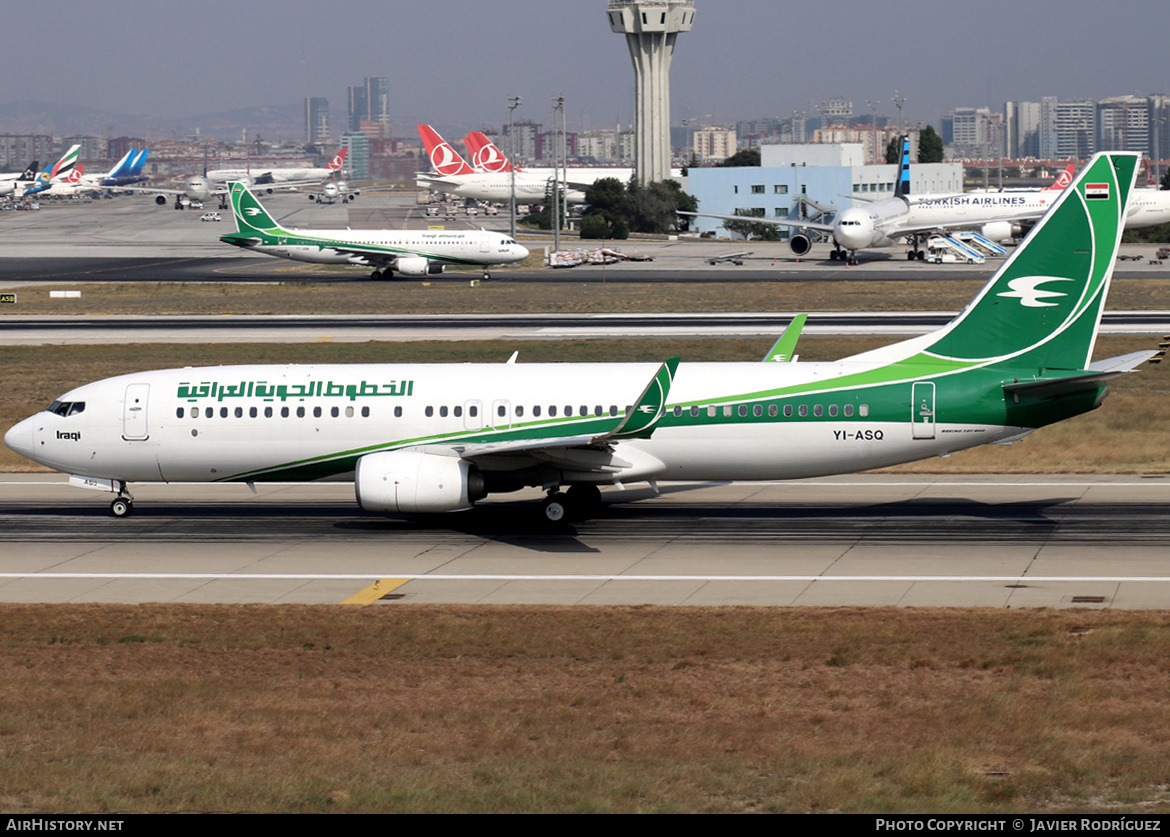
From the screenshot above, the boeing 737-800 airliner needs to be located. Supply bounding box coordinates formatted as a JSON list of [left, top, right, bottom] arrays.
[[6, 153, 1153, 523]]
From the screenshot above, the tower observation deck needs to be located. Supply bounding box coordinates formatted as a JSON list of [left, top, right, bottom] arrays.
[[607, 0, 695, 184]]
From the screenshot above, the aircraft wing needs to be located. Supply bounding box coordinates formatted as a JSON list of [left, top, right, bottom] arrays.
[[446, 358, 680, 470], [415, 173, 461, 189], [893, 212, 1049, 239], [324, 245, 402, 268], [677, 211, 836, 234]]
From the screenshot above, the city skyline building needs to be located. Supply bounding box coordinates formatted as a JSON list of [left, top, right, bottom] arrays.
[[304, 97, 330, 146], [348, 77, 390, 138]]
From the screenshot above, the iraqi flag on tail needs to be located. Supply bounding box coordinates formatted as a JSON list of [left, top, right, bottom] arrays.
[[1085, 182, 1110, 200]]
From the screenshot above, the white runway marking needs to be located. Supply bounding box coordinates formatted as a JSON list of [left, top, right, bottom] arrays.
[[0, 573, 1167, 583]]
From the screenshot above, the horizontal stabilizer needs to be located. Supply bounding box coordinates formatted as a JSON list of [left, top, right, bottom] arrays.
[[1002, 351, 1157, 397]]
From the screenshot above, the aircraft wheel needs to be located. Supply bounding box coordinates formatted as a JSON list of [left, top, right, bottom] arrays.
[[566, 484, 602, 520], [541, 494, 568, 524], [907, 251, 916, 260], [829, 250, 839, 261], [110, 498, 133, 518], [482, 270, 491, 281], [917, 250, 926, 260]]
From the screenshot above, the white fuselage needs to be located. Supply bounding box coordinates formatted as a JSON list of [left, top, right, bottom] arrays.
[[1124, 188, 1170, 228], [236, 228, 529, 268], [4, 361, 1019, 491], [417, 172, 587, 204], [832, 190, 1057, 251], [208, 166, 335, 186]]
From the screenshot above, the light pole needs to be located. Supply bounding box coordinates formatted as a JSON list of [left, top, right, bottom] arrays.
[[1155, 115, 1166, 187], [552, 95, 565, 252], [866, 99, 880, 164], [507, 95, 522, 239], [892, 90, 906, 139]]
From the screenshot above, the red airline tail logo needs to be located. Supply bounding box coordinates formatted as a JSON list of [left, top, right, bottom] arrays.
[[328, 148, 347, 171], [67, 166, 83, 184], [466, 132, 514, 173], [417, 125, 474, 177], [1047, 163, 1075, 191]]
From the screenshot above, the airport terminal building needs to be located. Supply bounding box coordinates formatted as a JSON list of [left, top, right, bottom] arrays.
[[685, 144, 963, 239]]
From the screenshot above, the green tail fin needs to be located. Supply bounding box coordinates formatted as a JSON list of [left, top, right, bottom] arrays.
[[228, 182, 282, 235], [924, 151, 1138, 372]]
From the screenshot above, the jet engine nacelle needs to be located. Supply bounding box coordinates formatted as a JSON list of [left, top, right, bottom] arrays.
[[981, 221, 1016, 243], [355, 450, 486, 513], [396, 257, 444, 276], [788, 233, 813, 257], [154, 194, 167, 206]]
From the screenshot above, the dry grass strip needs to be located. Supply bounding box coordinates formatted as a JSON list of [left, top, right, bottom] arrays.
[[1, 605, 1169, 813]]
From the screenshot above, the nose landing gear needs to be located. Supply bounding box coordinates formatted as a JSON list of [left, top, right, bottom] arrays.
[[110, 482, 134, 517]]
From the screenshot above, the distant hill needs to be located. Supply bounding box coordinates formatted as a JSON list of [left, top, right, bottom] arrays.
[[0, 100, 304, 141]]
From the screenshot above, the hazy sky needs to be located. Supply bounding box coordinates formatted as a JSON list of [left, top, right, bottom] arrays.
[[4, 0, 1167, 136]]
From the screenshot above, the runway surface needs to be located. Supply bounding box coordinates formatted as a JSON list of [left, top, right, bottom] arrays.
[[2, 310, 1167, 345], [2, 473, 1168, 608]]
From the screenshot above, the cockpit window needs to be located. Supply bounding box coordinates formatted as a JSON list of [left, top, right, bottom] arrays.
[[48, 401, 85, 417]]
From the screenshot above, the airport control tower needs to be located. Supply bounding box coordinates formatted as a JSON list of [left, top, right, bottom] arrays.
[[607, 0, 695, 184]]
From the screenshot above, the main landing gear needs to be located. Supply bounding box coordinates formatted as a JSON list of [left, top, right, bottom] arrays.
[[540, 484, 603, 524], [828, 248, 859, 266], [906, 234, 926, 261]]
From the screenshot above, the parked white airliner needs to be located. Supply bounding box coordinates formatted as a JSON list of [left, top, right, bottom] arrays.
[[684, 139, 1062, 264], [415, 125, 587, 204], [218, 183, 528, 280], [152, 149, 347, 210], [6, 153, 1152, 523]]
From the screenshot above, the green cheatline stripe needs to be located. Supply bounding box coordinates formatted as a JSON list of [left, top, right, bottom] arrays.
[[216, 360, 1076, 484]]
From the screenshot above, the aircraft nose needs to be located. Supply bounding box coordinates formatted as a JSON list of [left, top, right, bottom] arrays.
[[4, 417, 35, 460], [515, 244, 530, 260]]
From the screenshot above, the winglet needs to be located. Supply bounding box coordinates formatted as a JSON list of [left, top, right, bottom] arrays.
[[601, 358, 680, 441], [763, 314, 807, 362]]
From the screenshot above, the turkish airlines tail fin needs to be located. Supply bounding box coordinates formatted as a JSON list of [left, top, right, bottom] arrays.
[[1045, 163, 1076, 191], [464, 131, 520, 173], [417, 125, 475, 177]]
